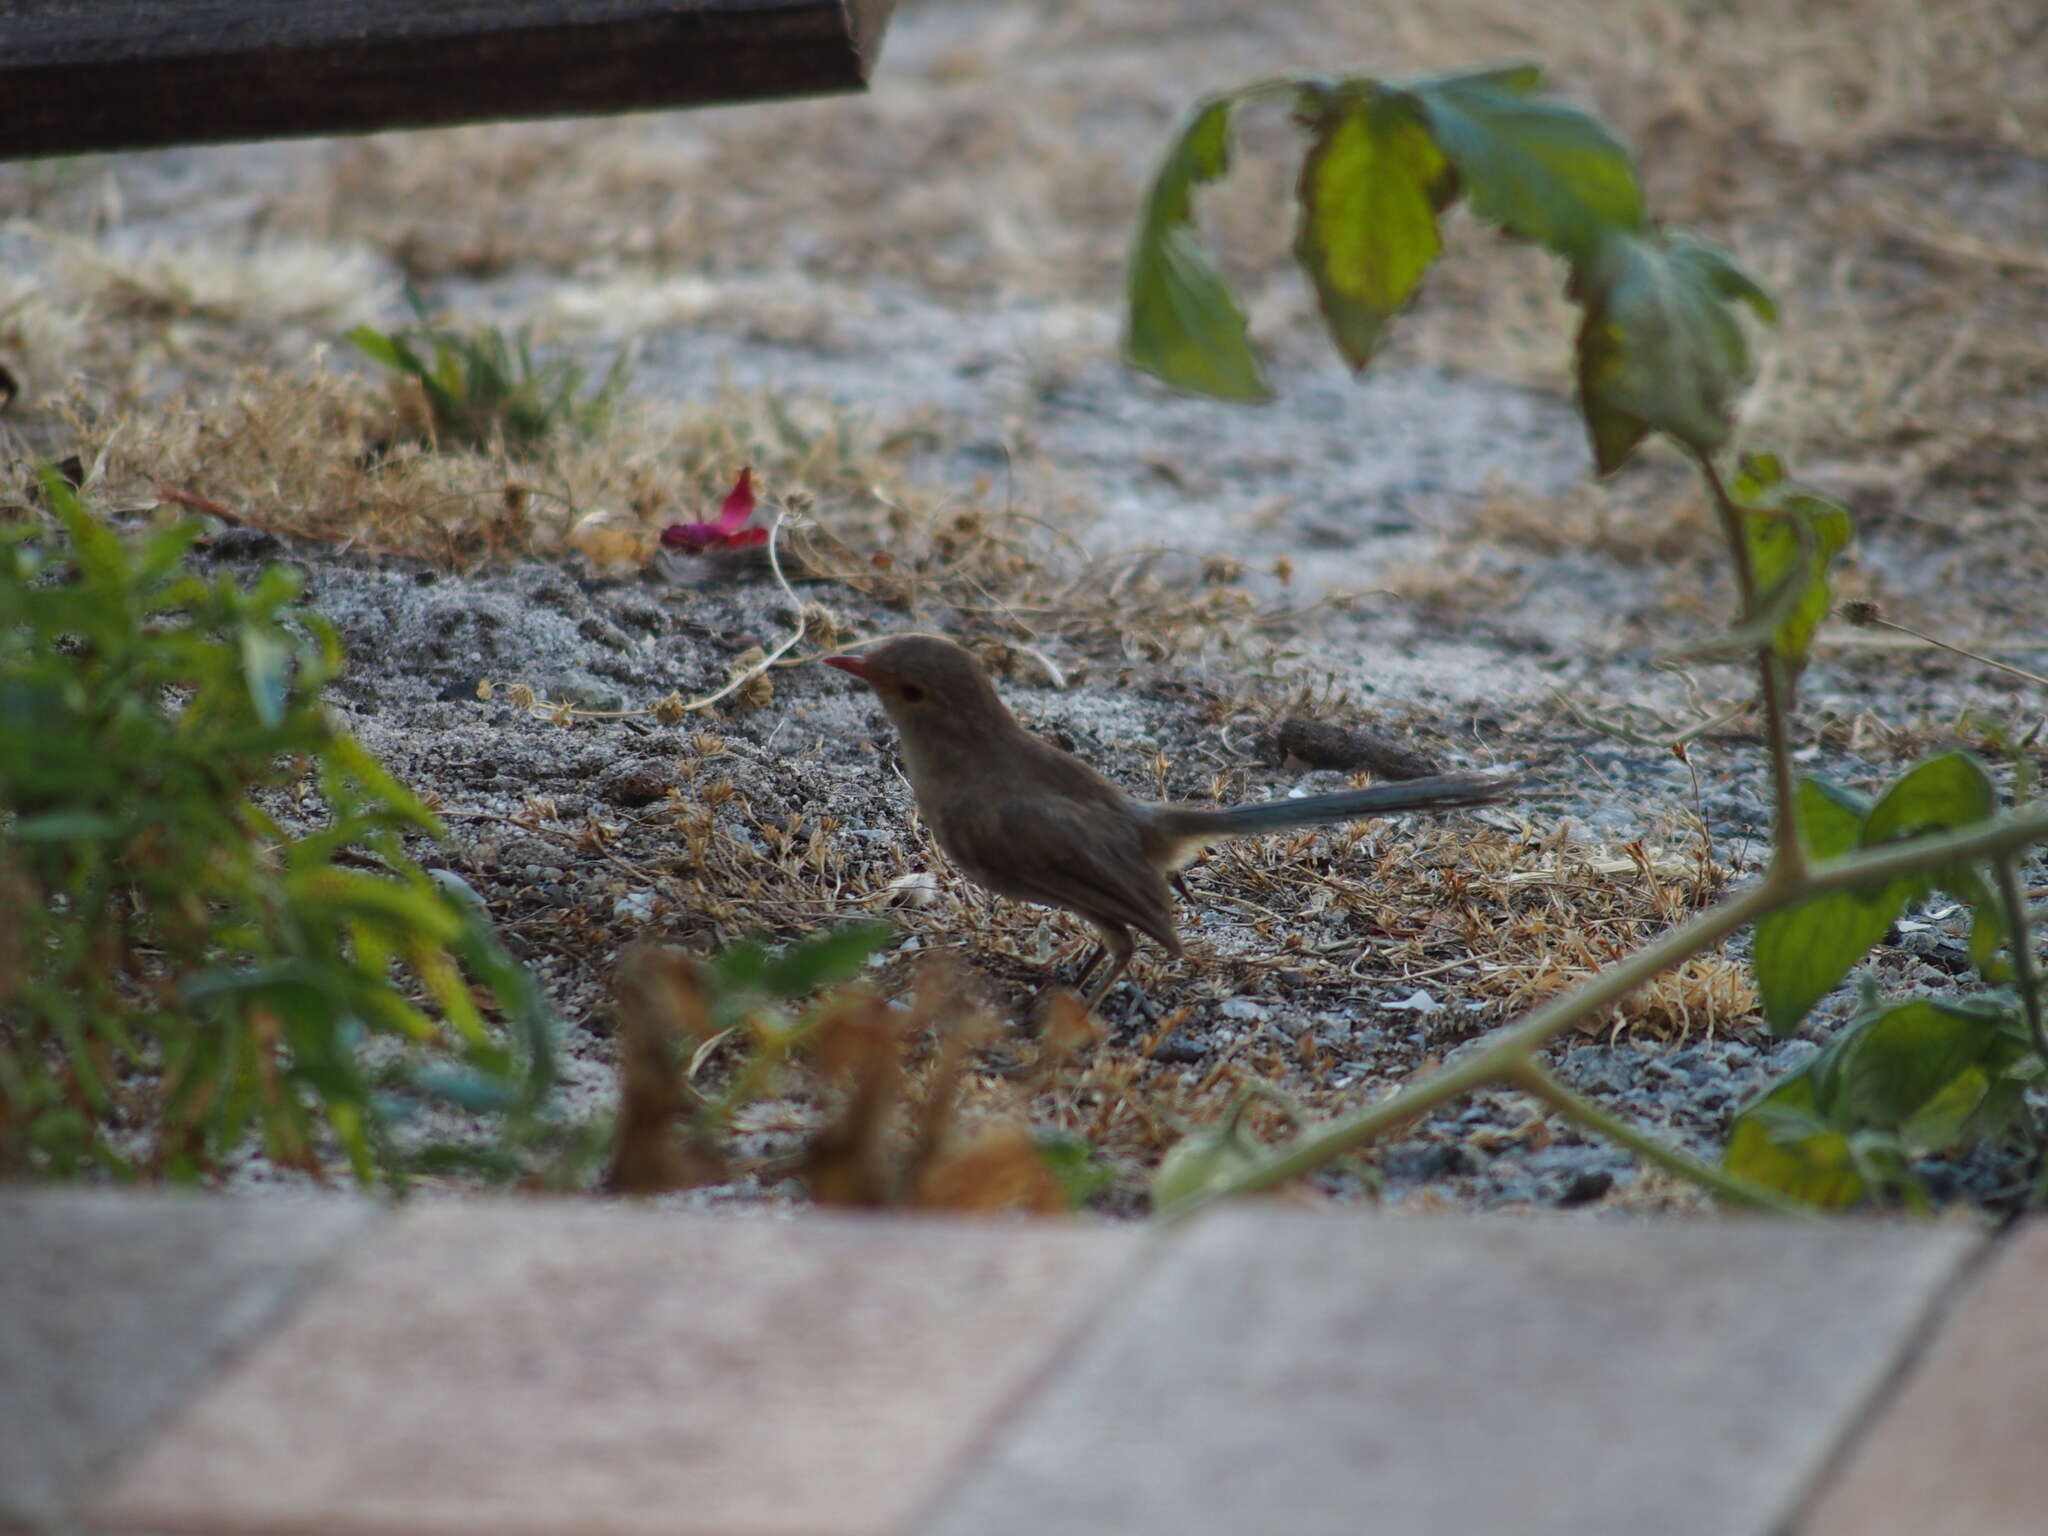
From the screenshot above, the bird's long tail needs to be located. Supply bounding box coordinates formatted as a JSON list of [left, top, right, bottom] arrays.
[[1146, 772, 1512, 856]]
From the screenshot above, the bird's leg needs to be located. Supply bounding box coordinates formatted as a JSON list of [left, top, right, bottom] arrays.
[[1084, 929, 1137, 1012], [1025, 940, 1106, 1019]]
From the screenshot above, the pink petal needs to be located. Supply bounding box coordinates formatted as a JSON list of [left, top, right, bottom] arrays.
[[713, 467, 755, 535], [660, 521, 722, 551], [659, 467, 762, 553]]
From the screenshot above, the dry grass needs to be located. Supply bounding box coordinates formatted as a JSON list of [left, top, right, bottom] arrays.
[[598, 741, 1757, 1174], [1, 0, 2036, 1203], [5, 0, 2035, 644], [23, 361, 1272, 668]]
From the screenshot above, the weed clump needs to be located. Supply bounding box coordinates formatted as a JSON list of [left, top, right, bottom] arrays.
[[0, 476, 563, 1184]]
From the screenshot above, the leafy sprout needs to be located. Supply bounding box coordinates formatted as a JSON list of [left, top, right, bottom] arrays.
[[348, 294, 630, 453]]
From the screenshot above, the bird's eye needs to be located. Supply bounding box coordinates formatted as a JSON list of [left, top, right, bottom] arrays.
[[899, 684, 926, 703]]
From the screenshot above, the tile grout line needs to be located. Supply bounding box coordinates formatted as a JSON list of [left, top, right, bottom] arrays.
[[896, 1222, 1184, 1536], [61, 1202, 398, 1535], [1767, 1218, 2013, 1536]]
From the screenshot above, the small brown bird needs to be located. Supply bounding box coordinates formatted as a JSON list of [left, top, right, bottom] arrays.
[[825, 634, 1511, 1008]]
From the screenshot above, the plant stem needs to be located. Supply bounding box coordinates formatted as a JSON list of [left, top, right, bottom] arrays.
[[1172, 875, 1787, 1211], [1993, 854, 2048, 1069], [1696, 452, 1803, 877], [1507, 1061, 1816, 1216], [1170, 803, 2048, 1217]]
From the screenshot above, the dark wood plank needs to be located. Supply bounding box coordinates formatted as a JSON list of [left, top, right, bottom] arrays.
[[0, 0, 897, 160]]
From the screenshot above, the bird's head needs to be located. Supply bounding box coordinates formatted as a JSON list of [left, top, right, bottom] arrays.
[[822, 634, 1015, 752]]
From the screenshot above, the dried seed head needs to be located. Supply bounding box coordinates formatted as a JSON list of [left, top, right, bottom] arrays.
[[727, 646, 773, 712], [1841, 599, 1883, 625], [651, 690, 688, 726], [800, 601, 842, 648]]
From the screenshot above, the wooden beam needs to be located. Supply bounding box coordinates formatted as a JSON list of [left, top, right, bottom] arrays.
[[0, 0, 897, 161]]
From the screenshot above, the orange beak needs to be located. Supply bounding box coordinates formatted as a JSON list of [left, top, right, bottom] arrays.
[[822, 654, 875, 683]]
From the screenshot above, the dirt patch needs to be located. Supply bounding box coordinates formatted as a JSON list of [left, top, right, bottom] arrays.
[[3, 0, 2044, 1213]]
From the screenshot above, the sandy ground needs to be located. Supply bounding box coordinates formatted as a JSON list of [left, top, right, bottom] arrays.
[[3, 0, 2044, 1212]]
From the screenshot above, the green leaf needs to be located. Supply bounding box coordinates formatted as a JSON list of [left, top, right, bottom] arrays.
[[1033, 1129, 1113, 1208], [1723, 1072, 1865, 1208], [1810, 997, 2014, 1149], [1736, 455, 1852, 662], [1124, 97, 1272, 401], [1292, 84, 1450, 369], [759, 921, 896, 998], [1573, 230, 1776, 473], [8, 809, 123, 840], [1731, 995, 2029, 1208], [1753, 778, 1894, 1032], [1405, 63, 1644, 264], [406, 1066, 526, 1113], [1968, 902, 2012, 984], [708, 937, 770, 997], [285, 868, 465, 944], [346, 324, 410, 373], [1864, 751, 1996, 849]]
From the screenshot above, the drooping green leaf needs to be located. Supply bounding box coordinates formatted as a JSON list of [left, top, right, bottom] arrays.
[[1405, 63, 1644, 264], [1810, 997, 2018, 1150], [1753, 778, 1895, 1032], [1124, 97, 1271, 401], [1736, 454, 1853, 662], [1292, 84, 1451, 369], [1574, 230, 1777, 474], [1723, 1072, 1865, 1207]]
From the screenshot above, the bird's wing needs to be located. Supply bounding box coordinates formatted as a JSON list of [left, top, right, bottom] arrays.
[[943, 793, 1181, 953]]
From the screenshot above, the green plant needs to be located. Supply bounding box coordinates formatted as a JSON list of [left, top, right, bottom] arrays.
[[0, 475, 568, 1185], [1123, 63, 2048, 1215], [347, 296, 629, 453]]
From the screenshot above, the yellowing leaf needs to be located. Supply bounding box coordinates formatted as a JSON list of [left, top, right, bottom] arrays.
[[1293, 85, 1450, 369]]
